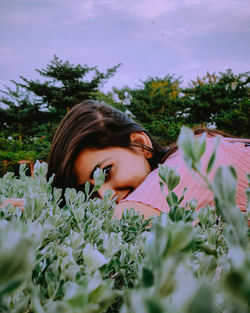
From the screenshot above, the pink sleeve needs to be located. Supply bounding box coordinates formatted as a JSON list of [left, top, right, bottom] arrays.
[[121, 137, 250, 213]]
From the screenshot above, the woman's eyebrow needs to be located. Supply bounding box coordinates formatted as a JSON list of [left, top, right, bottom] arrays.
[[90, 157, 111, 179]]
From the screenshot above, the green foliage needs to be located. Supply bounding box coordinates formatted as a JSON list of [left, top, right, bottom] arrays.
[[183, 70, 250, 137], [1, 63, 249, 173], [0, 128, 249, 312], [0, 83, 54, 143], [111, 70, 250, 145], [124, 75, 185, 145], [0, 56, 121, 174], [0, 133, 51, 176], [17, 56, 121, 116]]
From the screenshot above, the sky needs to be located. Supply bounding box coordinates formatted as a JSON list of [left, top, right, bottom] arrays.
[[0, 0, 250, 93]]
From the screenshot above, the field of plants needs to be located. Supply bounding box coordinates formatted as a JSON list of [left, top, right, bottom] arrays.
[[0, 127, 249, 313]]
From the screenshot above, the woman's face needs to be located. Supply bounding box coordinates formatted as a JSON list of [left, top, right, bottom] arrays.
[[74, 145, 151, 203]]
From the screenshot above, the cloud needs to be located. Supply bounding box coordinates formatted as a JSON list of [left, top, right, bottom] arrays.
[[64, 0, 98, 20], [0, 0, 249, 93], [97, 0, 250, 20], [122, 0, 175, 19]]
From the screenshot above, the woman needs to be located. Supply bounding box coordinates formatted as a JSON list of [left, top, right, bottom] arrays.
[[1, 100, 250, 219], [46, 100, 249, 219]]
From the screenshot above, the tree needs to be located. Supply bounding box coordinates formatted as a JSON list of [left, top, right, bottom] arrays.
[[13, 55, 121, 117], [125, 75, 185, 145], [0, 56, 121, 174], [0, 56, 120, 139], [0, 84, 47, 144], [183, 70, 250, 137]]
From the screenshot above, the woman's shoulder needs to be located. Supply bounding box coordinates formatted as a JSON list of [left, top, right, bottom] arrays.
[[113, 201, 161, 219], [120, 135, 250, 214]]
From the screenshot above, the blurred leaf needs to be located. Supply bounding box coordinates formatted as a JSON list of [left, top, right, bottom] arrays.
[[83, 244, 109, 273]]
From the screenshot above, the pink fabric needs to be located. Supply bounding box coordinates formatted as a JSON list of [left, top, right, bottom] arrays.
[[121, 137, 250, 213]]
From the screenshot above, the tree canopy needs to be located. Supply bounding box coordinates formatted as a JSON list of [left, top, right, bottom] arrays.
[[127, 75, 185, 144], [0, 56, 121, 142], [183, 70, 250, 137]]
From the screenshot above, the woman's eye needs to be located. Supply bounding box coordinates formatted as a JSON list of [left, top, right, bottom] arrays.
[[103, 165, 112, 178]]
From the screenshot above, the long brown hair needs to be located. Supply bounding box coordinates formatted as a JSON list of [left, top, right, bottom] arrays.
[[47, 100, 167, 191]]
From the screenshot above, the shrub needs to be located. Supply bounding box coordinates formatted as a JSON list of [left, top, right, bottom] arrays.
[[0, 128, 249, 313], [0, 135, 50, 177]]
